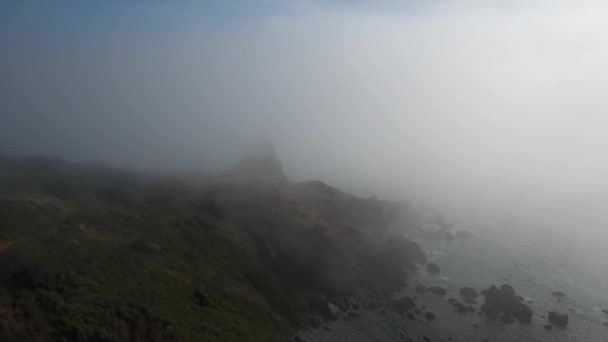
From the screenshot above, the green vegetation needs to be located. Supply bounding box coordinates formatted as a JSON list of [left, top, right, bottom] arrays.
[[0, 156, 424, 341], [0, 157, 321, 341]]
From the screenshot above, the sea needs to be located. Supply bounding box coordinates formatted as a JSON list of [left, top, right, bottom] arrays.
[[303, 212, 608, 342]]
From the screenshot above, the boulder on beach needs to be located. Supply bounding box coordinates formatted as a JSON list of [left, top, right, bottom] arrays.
[[426, 262, 441, 275], [548, 311, 569, 327], [459, 286, 479, 299], [430, 286, 447, 296]]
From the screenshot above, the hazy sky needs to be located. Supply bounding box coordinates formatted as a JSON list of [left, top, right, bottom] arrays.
[[3, 0, 608, 210]]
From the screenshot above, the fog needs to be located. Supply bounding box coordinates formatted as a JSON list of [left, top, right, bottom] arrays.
[[3, 0, 608, 231]]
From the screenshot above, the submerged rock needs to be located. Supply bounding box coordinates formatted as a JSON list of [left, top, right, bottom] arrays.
[[430, 286, 447, 296], [548, 311, 569, 327], [392, 297, 416, 313]]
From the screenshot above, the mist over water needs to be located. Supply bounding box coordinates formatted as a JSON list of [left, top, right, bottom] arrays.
[[3, 1, 608, 340]]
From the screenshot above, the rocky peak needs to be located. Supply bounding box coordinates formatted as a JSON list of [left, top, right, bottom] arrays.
[[233, 141, 288, 183]]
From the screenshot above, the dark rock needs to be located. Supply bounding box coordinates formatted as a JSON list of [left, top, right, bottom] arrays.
[[473, 324, 479, 329], [464, 298, 477, 304], [602, 309, 608, 315], [310, 317, 322, 328], [500, 314, 515, 324], [447, 298, 458, 305], [415, 284, 429, 294], [603, 322, 608, 326], [425, 312, 437, 320], [513, 303, 533, 323], [293, 335, 307, 342], [460, 287, 479, 299], [454, 303, 468, 314], [426, 262, 440, 275], [406, 312, 416, 320], [499, 284, 515, 297], [414, 309, 422, 314], [467, 306, 475, 312], [392, 297, 416, 313], [481, 283, 532, 323], [323, 326, 331, 332], [379, 308, 386, 315], [430, 286, 447, 296], [544, 324, 552, 330], [548, 311, 568, 327], [423, 335, 431, 341], [552, 291, 566, 298]]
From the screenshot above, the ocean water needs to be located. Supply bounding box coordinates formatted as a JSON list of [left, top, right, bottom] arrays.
[[303, 218, 608, 342], [403, 220, 608, 342]]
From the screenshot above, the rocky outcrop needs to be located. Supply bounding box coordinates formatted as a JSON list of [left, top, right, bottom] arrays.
[[480, 284, 533, 323], [232, 141, 288, 184], [548, 311, 569, 327]]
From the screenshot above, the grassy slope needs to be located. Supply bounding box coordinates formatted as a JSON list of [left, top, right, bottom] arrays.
[[0, 157, 324, 341], [0, 156, 424, 341]]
